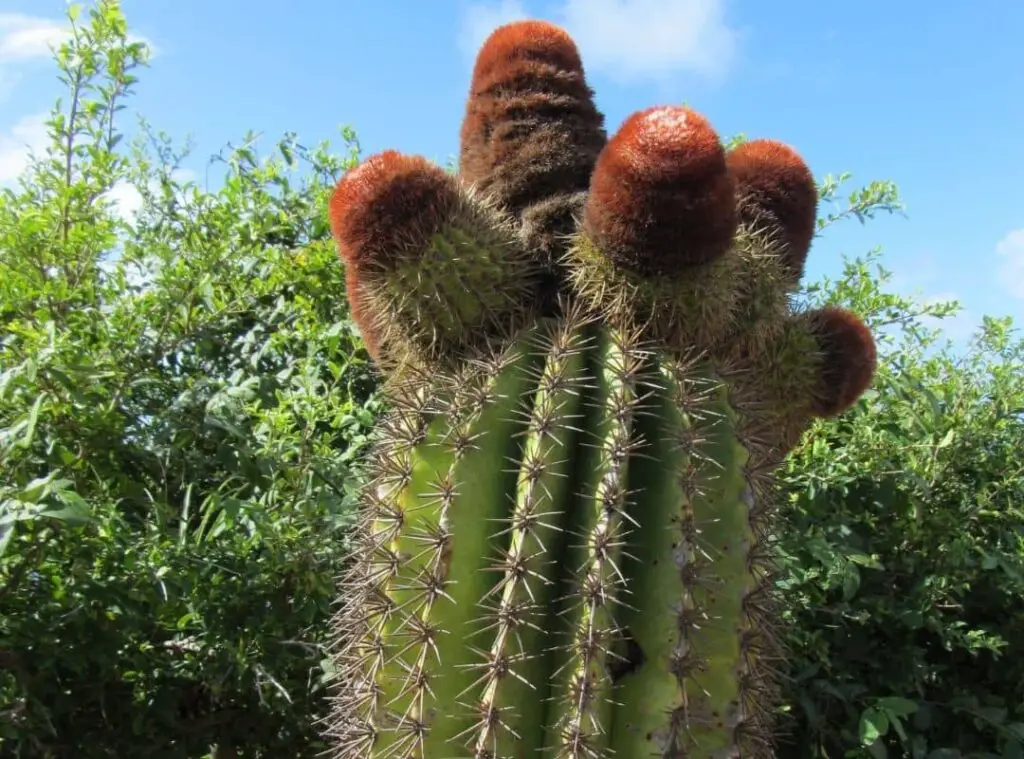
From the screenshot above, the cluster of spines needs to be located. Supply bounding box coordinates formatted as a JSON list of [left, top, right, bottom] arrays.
[[664, 358, 762, 757], [326, 373, 437, 756]]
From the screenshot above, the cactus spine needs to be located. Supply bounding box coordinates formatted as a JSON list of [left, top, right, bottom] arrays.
[[326, 20, 877, 759]]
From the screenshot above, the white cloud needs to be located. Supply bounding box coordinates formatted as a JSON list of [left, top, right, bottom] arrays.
[[0, 111, 48, 183], [107, 181, 145, 220], [0, 12, 158, 100], [880, 254, 978, 344], [0, 12, 158, 61], [0, 13, 73, 97], [996, 228, 1024, 299], [0, 13, 69, 62], [559, 0, 736, 82], [0, 110, 196, 219], [458, 0, 738, 82], [459, 0, 529, 58], [886, 251, 939, 296], [0, 9, 160, 184]]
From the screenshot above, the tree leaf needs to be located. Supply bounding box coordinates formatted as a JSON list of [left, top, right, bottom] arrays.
[[861, 707, 890, 745]]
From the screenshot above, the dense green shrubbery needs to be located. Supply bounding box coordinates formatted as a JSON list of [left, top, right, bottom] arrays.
[[777, 266, 1024, 759], [1, 3, 1021, 757], [0, 4, 377, 756]]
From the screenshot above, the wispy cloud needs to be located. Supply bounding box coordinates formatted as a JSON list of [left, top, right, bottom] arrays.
[[0, 13, 69, 63], [107, 181, 145, 221], [0, 113, 197, 219], [458, 0, 529, 58], [0, 12, 157, 61], [996, 228, 1024, 299], [458, 0, 738, 82], [559, 0, 737, 82], [0, 11, 160, 185], [0, 111, 48, 184], [0, 12, 158, 100], [884, 253, 977, 343], [0, 13, 67, 99]]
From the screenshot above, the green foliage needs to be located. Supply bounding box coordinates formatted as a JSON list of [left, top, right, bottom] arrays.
[[776, 253, 1024, 759], [1, 2, 1021, 758], [0, 2, 377, 756]]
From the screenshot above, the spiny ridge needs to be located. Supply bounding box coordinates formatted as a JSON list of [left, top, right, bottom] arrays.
[[469, 310, 591, 758], [326, 376, 439, 759], [328, 344, 524, 759], [552, 323, 647, 758], [659, 357, 761, 759]]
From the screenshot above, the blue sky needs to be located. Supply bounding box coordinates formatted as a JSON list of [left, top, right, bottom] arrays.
[[2, 0, 1023, 346]]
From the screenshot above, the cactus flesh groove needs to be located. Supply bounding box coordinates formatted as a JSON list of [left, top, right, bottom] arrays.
[[326, 20, 878, 759]]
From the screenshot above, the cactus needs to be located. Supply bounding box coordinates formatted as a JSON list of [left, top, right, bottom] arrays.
[[325, 20, 877, 759]]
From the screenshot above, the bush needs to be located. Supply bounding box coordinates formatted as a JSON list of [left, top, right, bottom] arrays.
[[776, 260, 1024, 759], [1, 3, 1021, 758], [0, 3, 378, 756]]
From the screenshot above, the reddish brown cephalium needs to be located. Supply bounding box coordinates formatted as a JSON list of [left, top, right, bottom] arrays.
[[807, 306, 877, 417], [459, 20, 605, 265], [329, 151, 458, 270], [584, 105, 738, 277], [468, 20, 582, 86], [728, 139, 818, 280]]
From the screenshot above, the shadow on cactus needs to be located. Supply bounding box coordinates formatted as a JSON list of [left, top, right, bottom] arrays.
[[324, 20, 877, 759]]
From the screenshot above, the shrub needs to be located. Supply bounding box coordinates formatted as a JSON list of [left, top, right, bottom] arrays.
[[776, 259, 1024, 759], [0, 3, 377, 756]]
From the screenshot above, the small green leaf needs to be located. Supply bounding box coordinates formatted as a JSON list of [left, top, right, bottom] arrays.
[[18, 395, 44, 449], [868, 738, 889, 759], [0, 523, 14, 559], [878, 697, 918, 717], [861, 707, 890, 745], [890, 715, 908, 742], [842, 563, 861, 600], [38, 504, 93, 524]]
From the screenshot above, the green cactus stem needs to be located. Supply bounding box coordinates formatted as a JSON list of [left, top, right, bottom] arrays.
[[324, 19, 878, 759]]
